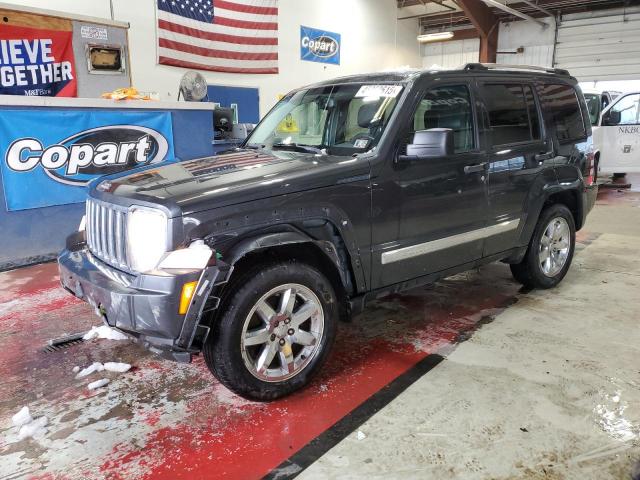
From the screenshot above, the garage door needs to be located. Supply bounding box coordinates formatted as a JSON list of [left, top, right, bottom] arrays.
[[555, 8, 640, 81]]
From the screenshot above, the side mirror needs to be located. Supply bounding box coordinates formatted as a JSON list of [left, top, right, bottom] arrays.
[[602, 109, 621, 126], [403, 128, 454, 160]]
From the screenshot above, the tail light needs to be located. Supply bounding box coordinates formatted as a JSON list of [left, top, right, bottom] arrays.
[[585, 146, 596, 186]]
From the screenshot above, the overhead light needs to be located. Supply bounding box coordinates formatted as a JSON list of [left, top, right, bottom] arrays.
[[417, 31, 454, 43]]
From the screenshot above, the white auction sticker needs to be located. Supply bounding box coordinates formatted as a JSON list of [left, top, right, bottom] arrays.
[[81, 26, 108, 41], [355, 85, 403, 98]]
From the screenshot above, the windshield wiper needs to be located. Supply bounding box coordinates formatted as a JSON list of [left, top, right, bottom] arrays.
[[244, 143, 265, 150], [272, 142, 325, 155]]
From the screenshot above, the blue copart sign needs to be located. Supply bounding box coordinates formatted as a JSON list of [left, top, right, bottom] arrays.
[[300, 26, 340, 65], [0, 109, 175, 211]]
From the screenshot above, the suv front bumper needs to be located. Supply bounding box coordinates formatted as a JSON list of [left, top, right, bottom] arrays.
[[58, 241, 229, 362]]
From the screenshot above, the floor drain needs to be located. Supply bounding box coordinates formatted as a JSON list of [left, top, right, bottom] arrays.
[[43, 332, 87, 353]]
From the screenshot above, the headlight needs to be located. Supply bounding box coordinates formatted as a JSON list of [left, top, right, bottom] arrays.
[[126, 207, 168, 272]]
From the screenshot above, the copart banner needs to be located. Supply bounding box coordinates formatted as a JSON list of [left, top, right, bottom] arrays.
[[0, 110, 175, 211]]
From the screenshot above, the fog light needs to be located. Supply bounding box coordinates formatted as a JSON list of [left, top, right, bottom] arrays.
[[179, 281, 198, 315]]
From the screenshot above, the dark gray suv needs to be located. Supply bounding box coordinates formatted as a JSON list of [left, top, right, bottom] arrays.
[[58, 64, 598, 400]]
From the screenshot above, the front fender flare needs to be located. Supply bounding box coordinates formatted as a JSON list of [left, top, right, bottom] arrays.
[[224, 228, 355, 295]]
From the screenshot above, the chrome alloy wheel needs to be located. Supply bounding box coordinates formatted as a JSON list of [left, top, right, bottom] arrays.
[[539, 217, 571, 277], [240, 283, 324, 382]]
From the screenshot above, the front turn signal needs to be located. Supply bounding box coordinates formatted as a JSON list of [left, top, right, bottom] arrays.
[[179, 281, 198, 315]]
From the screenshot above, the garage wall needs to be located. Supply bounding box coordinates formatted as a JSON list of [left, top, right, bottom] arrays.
[[421, 38, 479, 69], [555, 6, 640, 81], [7, 0, 422, 115], [496, 19, 555, 67], [421, 20, 554, 69]]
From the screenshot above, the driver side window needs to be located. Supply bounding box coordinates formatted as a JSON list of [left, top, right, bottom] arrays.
[[610, 94, 640, 125], [411, 85, 475, 154]]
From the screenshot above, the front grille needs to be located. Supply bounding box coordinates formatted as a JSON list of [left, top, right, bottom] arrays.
[[86, 199, 130, 271]]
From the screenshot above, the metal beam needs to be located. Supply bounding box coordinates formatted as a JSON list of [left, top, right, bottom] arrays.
[[518, 0, 554, 17], [456, 0, 499, 62], [482, 0, 547, 26]]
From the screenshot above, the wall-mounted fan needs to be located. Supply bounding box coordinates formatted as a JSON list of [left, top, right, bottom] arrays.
[[178, 70, 208, 101]]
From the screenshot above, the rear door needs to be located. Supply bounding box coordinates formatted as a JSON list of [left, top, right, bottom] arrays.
[[595, 93, 640, 174], [478, 80, 549, 256]]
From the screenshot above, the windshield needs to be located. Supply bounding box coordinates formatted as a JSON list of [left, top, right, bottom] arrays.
[[246, 83, 404, 156], [584, 93, 601, 125]]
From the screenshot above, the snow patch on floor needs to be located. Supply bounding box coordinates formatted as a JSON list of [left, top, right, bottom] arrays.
[[18, 416, 48, 440], [103, 362, 131, 373], [87, 378, 110, 390], [76, 362, 104, 379], [83, 325, 129, 341], [12, 406, 33, 427], [9, 407, 48, 440]]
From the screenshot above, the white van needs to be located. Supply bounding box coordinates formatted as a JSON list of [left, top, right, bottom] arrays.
[[592, 92, 640, 177]]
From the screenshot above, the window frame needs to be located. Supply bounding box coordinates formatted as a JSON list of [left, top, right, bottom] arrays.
[[401, 81, 481, 156], [479, 81, 544, 150]]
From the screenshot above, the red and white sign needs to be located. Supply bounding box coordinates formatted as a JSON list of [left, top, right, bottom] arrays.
[[0, 24, 77, 97]]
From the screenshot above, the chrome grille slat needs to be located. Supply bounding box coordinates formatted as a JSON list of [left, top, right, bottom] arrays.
[[106, 208, 115, 262], [115, 210, 124, 267], [100, 204, 107, 260], [85, 198, 131, 273]]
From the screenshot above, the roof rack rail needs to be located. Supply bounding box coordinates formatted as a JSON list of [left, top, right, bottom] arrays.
[[463, 63, 571, 77]]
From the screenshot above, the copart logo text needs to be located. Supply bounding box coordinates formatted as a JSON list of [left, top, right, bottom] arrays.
[[301, 34, 339, 58], [5, 125, 169, 186]]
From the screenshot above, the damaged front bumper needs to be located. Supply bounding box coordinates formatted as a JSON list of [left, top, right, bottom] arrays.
[[57, 238, 230, 362]]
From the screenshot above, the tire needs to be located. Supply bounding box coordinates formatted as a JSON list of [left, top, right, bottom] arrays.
[[203, 261, 338, 401], [510, 204, 576, 289]]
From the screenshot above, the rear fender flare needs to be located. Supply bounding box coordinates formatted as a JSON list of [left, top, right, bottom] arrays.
[[519, 181, 583, 247]]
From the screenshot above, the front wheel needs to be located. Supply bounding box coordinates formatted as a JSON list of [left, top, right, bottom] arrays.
[[204, 261, 338, 400], [510, 204, 576, 289]]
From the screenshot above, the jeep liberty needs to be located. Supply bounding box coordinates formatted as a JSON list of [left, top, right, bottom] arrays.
[[58, 64, 598, 400]]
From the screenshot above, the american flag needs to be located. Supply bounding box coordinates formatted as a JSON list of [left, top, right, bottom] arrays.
[[156, 0, 278, 74]]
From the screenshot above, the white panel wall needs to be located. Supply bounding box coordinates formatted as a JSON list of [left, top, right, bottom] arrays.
[[6, 0, 421, 114], [421, 38, 479, 69], [421, 20, 554, 69], [555, 7, 640, 81], [496, 19, 555, 67]]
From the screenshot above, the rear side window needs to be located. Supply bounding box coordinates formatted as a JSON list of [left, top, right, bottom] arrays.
[[539, 84, 586, 142], [483, 83, 541, 146]]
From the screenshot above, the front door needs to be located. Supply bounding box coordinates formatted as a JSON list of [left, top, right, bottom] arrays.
[[371, 81, 489, 288], [595, 93, 640, 174]]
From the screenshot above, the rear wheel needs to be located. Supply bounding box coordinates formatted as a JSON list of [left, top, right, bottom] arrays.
[[203, 261, 338, 400], [510, 204, 575, 289]]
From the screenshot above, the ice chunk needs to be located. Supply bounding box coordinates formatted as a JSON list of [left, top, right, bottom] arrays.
[[72, 366, 80, 373], [87, 378, 110, 390], [76, 362, 104, 379], [103, 362, 131, 373], [18, 416, 48, 440], [12, 406, 32, 427], [83, 325, 129, 341]]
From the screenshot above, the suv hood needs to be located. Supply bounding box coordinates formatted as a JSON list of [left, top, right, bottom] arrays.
[[98, 148, 371, 215]]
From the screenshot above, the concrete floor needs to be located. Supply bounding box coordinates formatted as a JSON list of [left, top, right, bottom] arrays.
[[0, 181, 639, 479], [301, 183, 640, 480]]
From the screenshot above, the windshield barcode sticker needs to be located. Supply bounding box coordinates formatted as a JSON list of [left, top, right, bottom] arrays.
[[355, 85, 402, 98]]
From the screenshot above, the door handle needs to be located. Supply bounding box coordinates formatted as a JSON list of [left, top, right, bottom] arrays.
[[464, 162, 487, 174], [535, 151, 554, 162]]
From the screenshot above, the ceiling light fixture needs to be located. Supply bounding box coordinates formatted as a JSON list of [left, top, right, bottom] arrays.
[[417, 31, 454, 43]]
